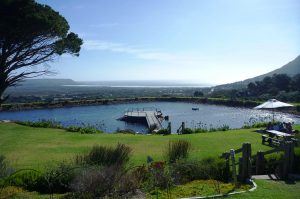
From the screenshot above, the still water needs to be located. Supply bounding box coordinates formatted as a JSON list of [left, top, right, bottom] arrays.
[[0, 102, 299, 133]]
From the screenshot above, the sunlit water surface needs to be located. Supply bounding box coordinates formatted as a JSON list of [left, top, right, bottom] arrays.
[[0, 102, 299, 133]]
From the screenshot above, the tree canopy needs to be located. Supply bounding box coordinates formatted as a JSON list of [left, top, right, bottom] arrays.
[[0, 0, 83, 103], [209, 73, 300, 102]]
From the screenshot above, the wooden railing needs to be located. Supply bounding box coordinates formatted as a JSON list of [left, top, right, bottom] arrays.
[[221, 141, 295, 183]]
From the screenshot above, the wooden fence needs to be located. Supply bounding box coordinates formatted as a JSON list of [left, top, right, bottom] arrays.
[[221, 141, 296, 183]]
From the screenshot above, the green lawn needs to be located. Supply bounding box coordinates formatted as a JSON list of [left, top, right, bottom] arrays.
[[0, 122, 273, 170], [0, 123, 299, 198], [153, 180, 300, 199], [232, 180, 300, 199]]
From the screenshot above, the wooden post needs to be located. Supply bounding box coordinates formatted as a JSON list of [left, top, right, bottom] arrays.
[[240, 143, 251, 182], [283, 142, 294, 179], [230, 149, 237, 186], [290, 142, 295, 173], [247, 143, 252, 178], [182, 122, 185, 132], [222, 152, 230, 182], [283, 142, 295, 179], [283, 142, 290, 179], [167, 122, 171, 134], [256, 151, 265, 175]]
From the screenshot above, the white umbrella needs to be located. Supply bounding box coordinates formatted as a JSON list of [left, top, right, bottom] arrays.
[[254, 99, 294, 121]]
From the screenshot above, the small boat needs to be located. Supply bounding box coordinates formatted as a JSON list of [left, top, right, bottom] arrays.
[[192, 107, 199, 111]]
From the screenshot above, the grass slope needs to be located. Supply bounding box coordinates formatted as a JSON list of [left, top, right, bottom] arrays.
[[232, 180, 300, 199], [0, 123, 272, 170], [2, 180, 299, 198]]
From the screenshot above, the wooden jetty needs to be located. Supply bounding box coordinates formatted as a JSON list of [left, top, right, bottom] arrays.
[[120, 108, 163, 132]]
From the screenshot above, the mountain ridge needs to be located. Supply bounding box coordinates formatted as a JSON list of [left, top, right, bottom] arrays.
[[214, 55, 300, 90]]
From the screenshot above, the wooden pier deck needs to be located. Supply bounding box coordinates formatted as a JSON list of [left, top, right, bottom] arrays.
[[122, 110, 163, 132]]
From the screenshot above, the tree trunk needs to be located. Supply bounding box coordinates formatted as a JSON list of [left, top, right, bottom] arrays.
[[0, 65, 9, 104]]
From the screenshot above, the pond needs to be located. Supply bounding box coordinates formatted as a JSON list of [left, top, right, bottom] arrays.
[[0, 102, 299, 133]]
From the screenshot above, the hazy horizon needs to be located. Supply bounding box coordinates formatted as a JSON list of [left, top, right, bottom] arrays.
[[37, 0, 300, 85]]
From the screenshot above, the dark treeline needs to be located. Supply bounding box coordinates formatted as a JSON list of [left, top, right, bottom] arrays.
[[209, 74, 300, 102]]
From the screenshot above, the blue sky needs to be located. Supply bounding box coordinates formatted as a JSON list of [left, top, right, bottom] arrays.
[[38, 0, 300, 85]]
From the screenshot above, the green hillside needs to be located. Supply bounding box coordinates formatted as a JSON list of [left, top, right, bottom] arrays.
[[215, 55, 300, 90]]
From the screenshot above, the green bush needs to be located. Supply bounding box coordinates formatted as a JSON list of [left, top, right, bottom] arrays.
[[294, 147, 300, 173], [170, 157, 230, 184], [166, 140, 191, 163], [207, 124, 230, 132], [264, 152, 284, 175], [182, 128, 194, 134], [17, 120, 103, 134], [69, 165, 147, 198], [65, 126, 81, 132], [76, 144, 132, 167], [0, 155, 13, 179], [65, 125, 103, 134], [185, 125, 230, 134], [156, 129, 170, 135], [145, 161, 173, 191], [6, 162, 76, 194], [115, 129, 136, 134], [5, 170, 41, 191], [16, 120, 62, 129]]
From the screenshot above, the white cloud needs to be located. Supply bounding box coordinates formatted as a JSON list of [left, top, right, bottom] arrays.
[[83, 40, 202, 63]]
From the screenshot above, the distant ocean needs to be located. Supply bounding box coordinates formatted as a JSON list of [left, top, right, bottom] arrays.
[[63, 80, 211, 88]]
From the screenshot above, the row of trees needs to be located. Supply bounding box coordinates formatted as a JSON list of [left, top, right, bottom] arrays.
[[208, 74, 300, 102], [247, 74, 300, 96]]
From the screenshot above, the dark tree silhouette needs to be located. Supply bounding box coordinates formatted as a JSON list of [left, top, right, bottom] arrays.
[[0, 0, 83, 103], [193, 91, 204, 97]]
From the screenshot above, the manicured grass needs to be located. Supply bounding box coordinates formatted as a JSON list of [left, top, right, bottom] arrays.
[[0, 123, 299, 198], [0, 123, 273, 170], [232, 180, 300, 199], [153, 180, 300, 199]]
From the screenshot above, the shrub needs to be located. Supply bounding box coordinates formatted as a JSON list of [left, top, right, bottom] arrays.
[[7, 162, 76, 194], [17, 120, 103, 134], [76, 144, 132, 167], [66, 125, 103, 134], [70, 165, 146, 198], [207, 124, 230, 132], [0, 155, 14, 179], [115, 129, 136, 134], [193, 124, 230, 133], [242, 122, 270, 129], [5, 170, 41, 191], [264, 152, 284, 176], [170, 157, 230, 184], [116, 165, 148, 195], [38, 162, 76, 194], [166, 140, 191, 163], [70, 166, 120, 197], [65, 126, 81, 132], [156, 129, 170, 135], [145, 161, 173, 192], [182, 128, 193, 134], [0, 186, 24, 198], [16, 119, 62, 129]]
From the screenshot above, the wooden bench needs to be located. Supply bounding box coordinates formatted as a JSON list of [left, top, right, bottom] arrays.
[[262, 135, 284, 147]]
